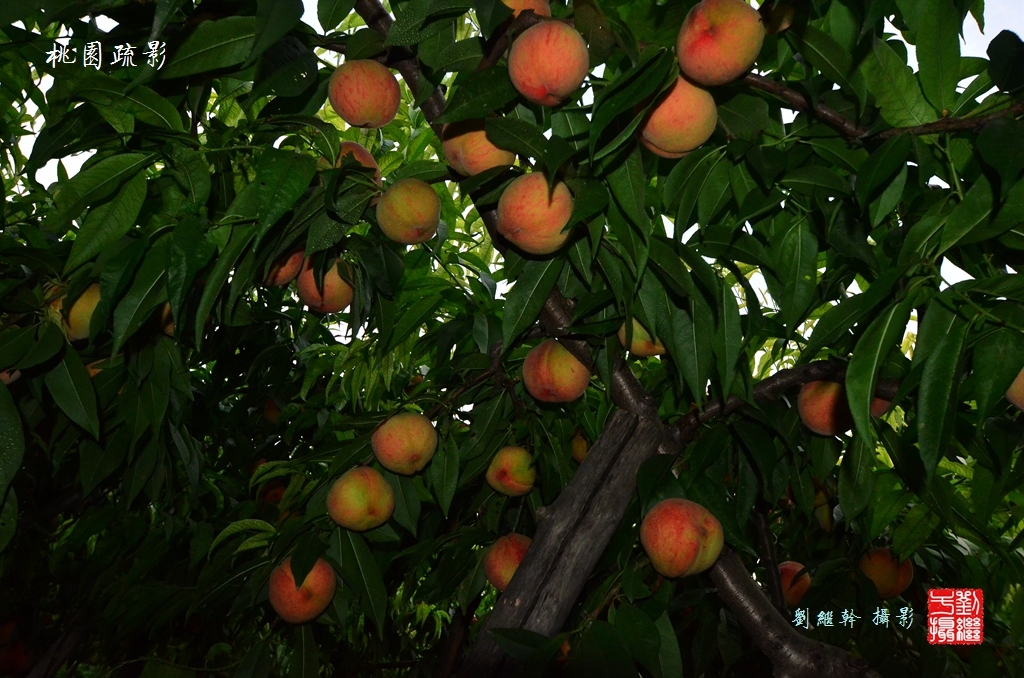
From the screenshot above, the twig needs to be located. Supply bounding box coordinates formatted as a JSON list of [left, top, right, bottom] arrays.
[[425, 342, 504, 419], [751, 507, 787, 616], [476, 11, 547, 72], [584, 581, 621, 622], [437, 607, 474, 678], [744, 73, 1024, 142]]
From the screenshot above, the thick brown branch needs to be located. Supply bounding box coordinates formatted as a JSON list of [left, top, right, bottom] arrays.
[[710, 548, 880, 678]]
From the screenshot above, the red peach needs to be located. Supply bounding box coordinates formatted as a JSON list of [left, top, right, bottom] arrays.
[[508, 21, 589, 107], [640, 498, 723, 578], [522, 339, 590, 403], [496, 172, 574, 255], [485, 446, 536, 497], [676, 0, 766, 86], [265, 250, 304, 287], [267, 556, 336, 624], [778, 560, 811, 607], [483, 533, 532, 591], [371, 411, 438, 475], [295, 258, 354, 314], [639, 76, 718, 159], [441, 120, 516, 177], [328, 60, 401, 128]]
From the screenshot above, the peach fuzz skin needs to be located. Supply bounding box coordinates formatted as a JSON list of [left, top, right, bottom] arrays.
[[496, 173, 574, 255], [64, 283, 101, 341], [336, 141, 382, 185], [676, 0, 766, 86], [778, 561, 811, 607], [486, 446, 536, 497], [798, 381, 890, 436], [522, 339, 590, 403], [267, 557, 337, 624], [376, 178, 441, 245], [296, 258, 354, 314], [326, 466, 395, 532], [639, 76, 718, 158], [441, 120, 516, 177], [571, 431, 588, 463], [371, 411, 438, 475], [618, 318, 666, 357], [640, 498, 723, 578], [483, 533, 532, 591], [859, 547, 913, 599], [264, 250, 304, 287], [501, 0, 550, 18], [508, 21, 589, 107], [328, 60, 401, 128]]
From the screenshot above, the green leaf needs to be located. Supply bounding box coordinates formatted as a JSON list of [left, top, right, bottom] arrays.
[[73, 74, 184, 131], [612, 603, 661, 676], [845, 298, 913, 445], [434, 67, 519, 124], [972, 328, 1024, 425], [802, 268, 901, 361], [917, 0, 961, 112], [384, 472, 420, 535], [485, 117, 547, 162], [65, 172, 146, 273], [209, 519, 276, 556], [428, 437, 458, 517], [863, 38, 938, 127], [319, 0, 356, 31], [195, 225, 258, 346], [161, 17, 258, 79], [0, 383, 25, 503], [855, 134, 912, 204], [0, 489, 16, 555], [44, 348, 100, 439], [571, 621, 636, 677], [716, 94, 771, 141], [17, 321, 65, 371], [793, 25, 863, 103], [168, 218, 215, 322], [79, 437, 127, 495], [124, 438, 159, 507], [253, 150, 318, 248], [0, 326, 35, 371], [781, 166, 851, 196], [588, 50, 674, 158], [501, 257, 563, 349], [838, 436, 875, 522], [938, 175, 994, 254], [251, 0, 303, 62], [917, 312, 969, 479], [775, 216, 818, 334], [337, 530, 387, 637], [385, 296, 444, 353], [45, 153, 154, 232], [987, 30, 1024, 94], [487, 629, 560, 664], [112, 239, 170, 355], [891, 503, 940, 558], [716, 277, 743, 394], [654, 612, 683, 678], [288, 626, 318, 678]]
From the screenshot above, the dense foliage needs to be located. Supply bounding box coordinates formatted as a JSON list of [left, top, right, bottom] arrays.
[[1, 0, 1023, 676]]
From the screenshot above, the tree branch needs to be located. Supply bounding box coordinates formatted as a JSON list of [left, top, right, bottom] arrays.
[[710, 548, 880, 678], [743, 73, 1024, 141], [751, 507, 788, 617]]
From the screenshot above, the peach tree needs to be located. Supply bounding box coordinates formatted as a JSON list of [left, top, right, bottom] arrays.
[[1, 0, 1023, 676]]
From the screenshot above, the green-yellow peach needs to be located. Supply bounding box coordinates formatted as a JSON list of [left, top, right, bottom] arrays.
[[617, 318, 667, 357], [371, 411, 438, 475], [326, 466, 395, 531], [485, 446, 536, 497], [64, 283, 101, 341], [376, 178, 441, 245], [522, 339, 590, 403]]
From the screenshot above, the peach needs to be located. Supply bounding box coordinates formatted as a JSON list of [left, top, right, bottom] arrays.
[[641, 498, 723, 578], [676, 0, 766, 86], [441, 119, 516, 177], [870, 397, 891, 418], [859, 547, 913, 599], [496, 172, 574, 255], [158, 302, 175, 338], [336, 141, 382, 186], [296, 258, 354, 314], [501, 0, 550, 18], [778, 561, 811, 607], [264, 250, 304, 287], [617, 318, 666, 357], [267, 556, 336, 624], [328, 60, 401, 128], [483, 533, 532, 591], [326, 466, 395, 531], [0, 369, 20, 386], [376, 178, 441, 245], [571, 430, 588, 463], [263, 398, 281, 424], [797, 381, 853, 437], [486, 446, 536, 496], [0, 640, 33, 675], [813, 489, 833, 532], [258, 479, 286, 504], [371, 411, 438, 475], [508, 21, 589, 107], [64, 283, 101, 341], [1007, 367, 1024, 410], [639, 76, 718, 158], [522, 339, 590, 403]]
